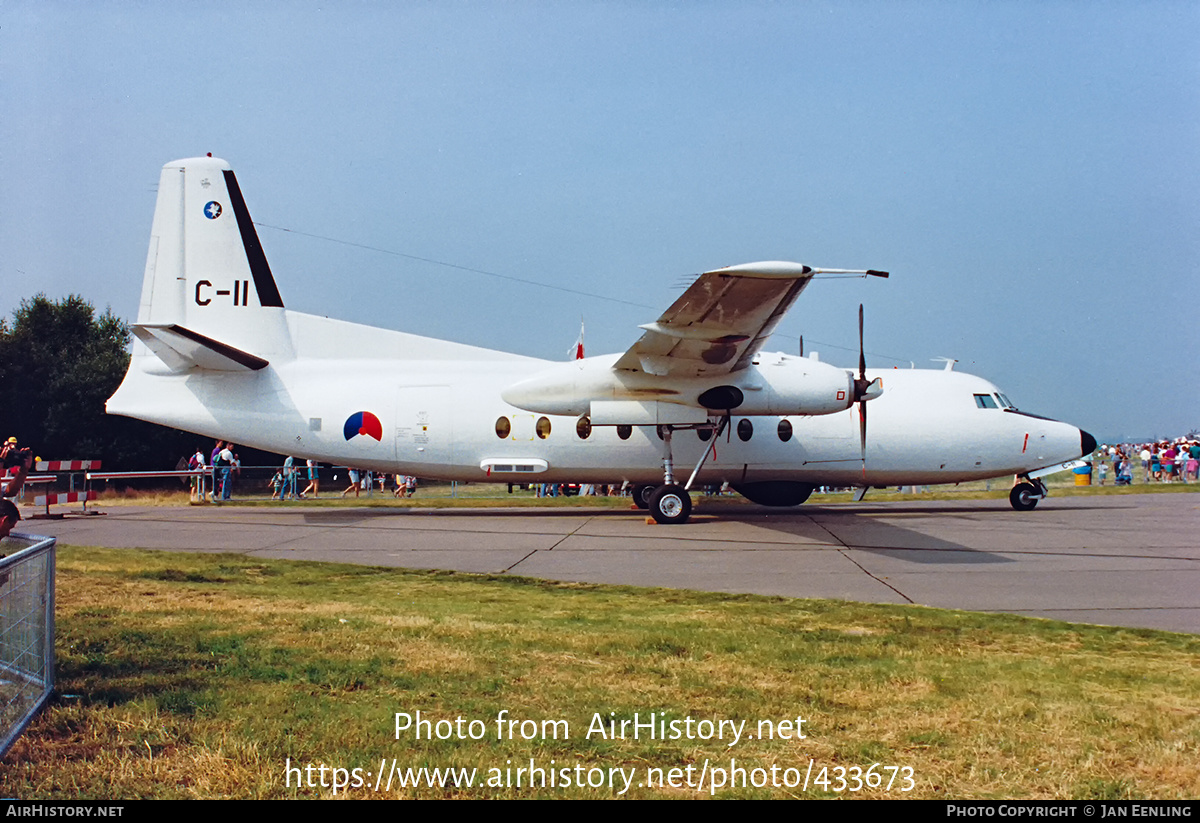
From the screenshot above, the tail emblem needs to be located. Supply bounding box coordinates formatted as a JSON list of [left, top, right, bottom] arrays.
[[343, 411, 383, 442], [204, 201, 223, 219]]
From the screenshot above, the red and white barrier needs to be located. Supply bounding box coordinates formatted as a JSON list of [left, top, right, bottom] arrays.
[[35, 460, 101, 472], [34, 490, 97, 507], [19, 458, 101, 518]]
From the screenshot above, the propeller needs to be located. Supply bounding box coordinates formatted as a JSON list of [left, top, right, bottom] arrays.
[[851, 304, 884, 477]]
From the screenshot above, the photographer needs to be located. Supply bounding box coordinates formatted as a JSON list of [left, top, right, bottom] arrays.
[[1, 437, 33, 541], [1, 437, 32, 499]]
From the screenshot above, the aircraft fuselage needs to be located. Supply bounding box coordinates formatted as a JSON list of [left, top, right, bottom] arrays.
[[110, 310, 1086, 488]]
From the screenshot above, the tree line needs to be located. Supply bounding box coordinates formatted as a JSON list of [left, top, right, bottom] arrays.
[[0, 295, 275, 471]]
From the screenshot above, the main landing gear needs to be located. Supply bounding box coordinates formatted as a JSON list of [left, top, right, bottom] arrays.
[[648, 484, 692, 525], [1009, 475, 1047, 511], [631, 419, 726, 525], [631, 484, 656, 510]]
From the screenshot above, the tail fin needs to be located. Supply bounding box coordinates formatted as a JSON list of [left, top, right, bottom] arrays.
[[135, 156, 292, 366]]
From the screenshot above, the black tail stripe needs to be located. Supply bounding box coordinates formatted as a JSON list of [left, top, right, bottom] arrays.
[[167, 324, 270, 370], [222, 169, 285, 308]]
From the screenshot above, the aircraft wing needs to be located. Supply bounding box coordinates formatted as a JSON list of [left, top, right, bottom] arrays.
[[612, 261, 817, 378]]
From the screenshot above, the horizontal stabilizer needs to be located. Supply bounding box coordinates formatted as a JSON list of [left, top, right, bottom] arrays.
[[133, 324, 269, 372]]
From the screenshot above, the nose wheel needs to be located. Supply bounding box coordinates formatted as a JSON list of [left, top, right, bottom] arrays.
[[1009, 477, 1046, 511]]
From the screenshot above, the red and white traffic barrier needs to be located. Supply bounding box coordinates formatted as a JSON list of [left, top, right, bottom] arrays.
[[18, 458, 102, 518], [34, 491, 97, 506], [35, 460, 101, 472]]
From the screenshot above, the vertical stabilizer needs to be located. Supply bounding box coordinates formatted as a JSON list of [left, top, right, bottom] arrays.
[[136, 156, 292, 360]]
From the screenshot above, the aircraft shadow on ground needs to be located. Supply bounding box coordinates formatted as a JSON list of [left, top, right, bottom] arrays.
[[717, 506, 1013, 566], [294, 504, 1012, 565], [295, 506, 638, 525]]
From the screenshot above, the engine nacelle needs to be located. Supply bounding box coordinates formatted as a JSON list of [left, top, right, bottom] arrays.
[[722, 353, 857, 416]]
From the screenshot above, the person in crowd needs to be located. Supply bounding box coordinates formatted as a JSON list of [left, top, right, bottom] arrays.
[[341, 468, 361, 498], [302, 459, 320, 498], [1, 437, 32, 500]]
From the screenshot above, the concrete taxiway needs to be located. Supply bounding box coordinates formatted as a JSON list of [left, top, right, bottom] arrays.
[[17, 493, 1199, 634]]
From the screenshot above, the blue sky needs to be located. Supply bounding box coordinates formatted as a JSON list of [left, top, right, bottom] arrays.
[[3, 1, 1197, 441]]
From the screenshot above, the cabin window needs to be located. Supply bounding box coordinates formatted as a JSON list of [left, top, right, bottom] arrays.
[[536, 417, 552, 439], [974, 394, 998, 409], [737, 418, 754, 441], [576, 416, 592, 440], [617, 424, 632, 440], [777, 419, 793, 442], [495, 417, 511, 439]]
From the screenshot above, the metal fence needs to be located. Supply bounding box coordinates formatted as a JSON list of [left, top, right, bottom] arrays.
[[0, 533, 55, 759]]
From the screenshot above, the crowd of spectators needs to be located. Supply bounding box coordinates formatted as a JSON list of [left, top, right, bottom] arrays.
[[1092, 436, 1199, 485]]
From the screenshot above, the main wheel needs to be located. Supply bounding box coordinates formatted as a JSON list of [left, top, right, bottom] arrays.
[[1009, 482, 1039, 511], [649, 484, 692, 525], [631, 484, 656, 510]]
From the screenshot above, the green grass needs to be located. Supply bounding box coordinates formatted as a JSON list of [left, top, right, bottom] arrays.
[[2, 546, 1197, 799]]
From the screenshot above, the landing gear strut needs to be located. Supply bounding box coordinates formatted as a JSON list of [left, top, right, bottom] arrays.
[[642, 418, 726, 525]]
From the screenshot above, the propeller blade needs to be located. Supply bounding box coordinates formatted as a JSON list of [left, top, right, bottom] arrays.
[[858, 304, 866, 380], [857, 304, 868, 479], [860, 400, 868, 479]]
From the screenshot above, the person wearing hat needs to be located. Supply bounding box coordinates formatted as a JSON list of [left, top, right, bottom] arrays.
[[1, 437, 32, 500], [0, 436, 32, 543]]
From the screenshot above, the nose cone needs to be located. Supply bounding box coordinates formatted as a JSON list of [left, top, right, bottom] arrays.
[[1080, 429, 1097, 457]]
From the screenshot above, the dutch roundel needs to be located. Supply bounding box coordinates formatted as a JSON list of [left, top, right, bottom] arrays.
[[343, 411, 383, 441]]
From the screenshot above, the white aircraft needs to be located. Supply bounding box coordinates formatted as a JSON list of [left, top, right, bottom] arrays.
[[107, 156, 1095, 524]]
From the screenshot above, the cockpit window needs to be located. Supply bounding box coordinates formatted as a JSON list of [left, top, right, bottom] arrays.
[[974, 393, 998, 409], [996, 393, 1014, 409]]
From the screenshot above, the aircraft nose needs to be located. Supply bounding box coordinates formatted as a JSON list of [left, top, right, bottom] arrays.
[[1080, 429, 1097, 457]]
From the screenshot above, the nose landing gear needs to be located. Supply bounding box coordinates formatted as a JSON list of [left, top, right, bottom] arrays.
[[1009, 475, 1047, 511]]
